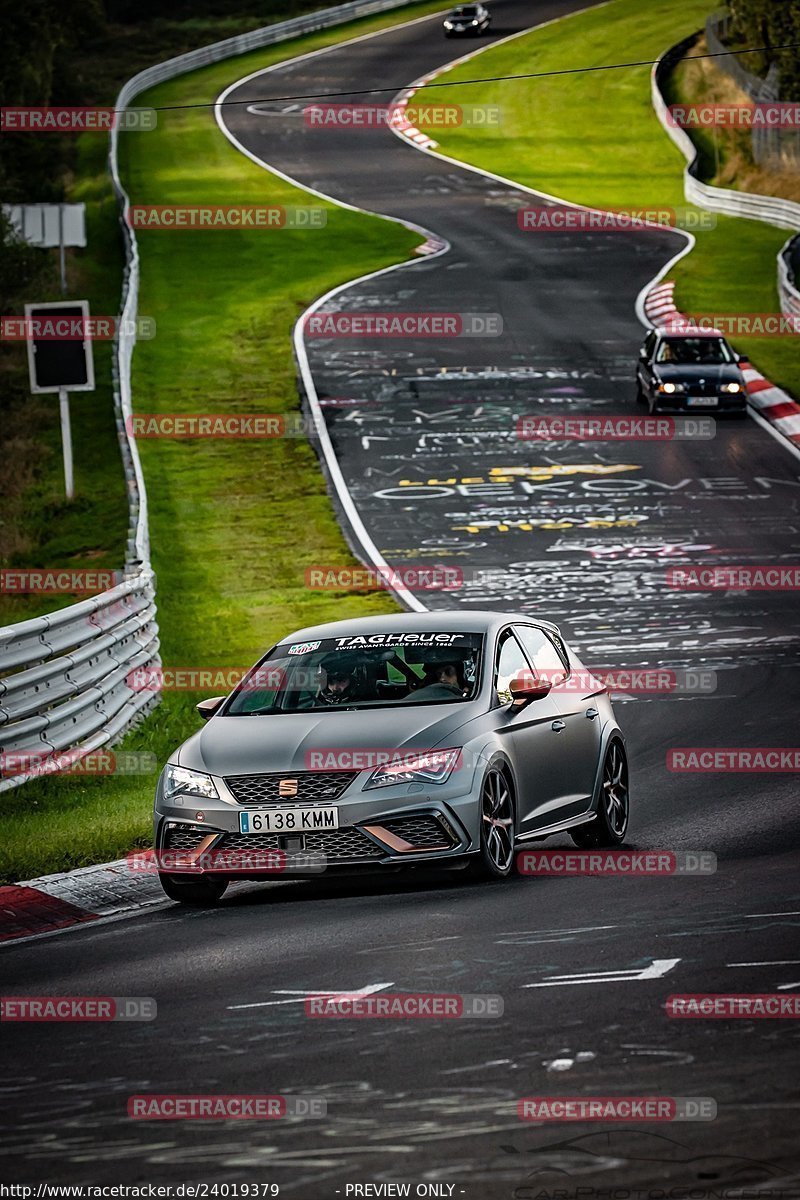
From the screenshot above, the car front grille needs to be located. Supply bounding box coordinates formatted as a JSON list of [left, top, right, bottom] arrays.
[[379, 815, 455, 849], [685, 379, 719, 396], [224, 771, 358, 806], [219, 827, 384, 862]]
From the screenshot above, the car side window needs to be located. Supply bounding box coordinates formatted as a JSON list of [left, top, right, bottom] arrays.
[[495, 631, 529, 704], [644, 330, 656, 359], [513, 625, 568, 685]]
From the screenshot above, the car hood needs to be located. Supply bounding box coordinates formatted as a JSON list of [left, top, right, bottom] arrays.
[[176, 704, 480, 776], [654, 363, 742, 383]]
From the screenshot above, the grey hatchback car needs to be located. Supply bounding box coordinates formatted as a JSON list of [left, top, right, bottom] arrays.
[[154, 611, 629, 904]]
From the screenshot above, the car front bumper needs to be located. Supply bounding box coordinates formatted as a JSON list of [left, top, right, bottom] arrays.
[[153, 767, 486, 879], [653, 392, 748, 412]]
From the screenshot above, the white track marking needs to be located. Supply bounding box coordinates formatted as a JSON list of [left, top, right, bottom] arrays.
[[728, 960, 800, 968], [523, 957, 681, 988], [227, 981, 394, 1009]]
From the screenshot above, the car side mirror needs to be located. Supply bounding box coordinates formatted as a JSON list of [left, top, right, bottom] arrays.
[[509, 671, 552, 707], [196, 695, 225, 721]]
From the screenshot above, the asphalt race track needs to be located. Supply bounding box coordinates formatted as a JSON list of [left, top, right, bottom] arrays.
[[4, 1, 800, 1194]]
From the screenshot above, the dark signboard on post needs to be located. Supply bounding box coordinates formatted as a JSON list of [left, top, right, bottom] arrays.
[[25, 301, 95, 393]]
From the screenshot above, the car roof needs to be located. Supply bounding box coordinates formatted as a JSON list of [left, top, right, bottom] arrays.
[[282, 609, 561, 643], [655, 328, 726, 340]]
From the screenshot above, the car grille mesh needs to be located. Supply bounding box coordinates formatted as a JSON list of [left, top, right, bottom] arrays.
[[219, 827, 383, 862], [163, 825, 209, 851], [224, 771, 358, 806], [380, 815, 455, 849]]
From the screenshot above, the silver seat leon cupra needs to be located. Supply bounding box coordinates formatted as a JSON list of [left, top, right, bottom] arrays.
[[154, 611, 629, 904]]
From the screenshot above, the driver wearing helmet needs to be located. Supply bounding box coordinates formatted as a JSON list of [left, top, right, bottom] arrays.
[[402, 651, 467, 702], [316, 652, 364, 706]]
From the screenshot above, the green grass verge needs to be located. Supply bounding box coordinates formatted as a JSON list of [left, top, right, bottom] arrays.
[[425, 0, 798, 397], [0, 0, 450, 883]]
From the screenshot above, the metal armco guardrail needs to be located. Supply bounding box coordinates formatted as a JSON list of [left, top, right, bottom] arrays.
[[0, 573, 160, 791], [652, 35, 800, 323], [1, 0, 421, 791]]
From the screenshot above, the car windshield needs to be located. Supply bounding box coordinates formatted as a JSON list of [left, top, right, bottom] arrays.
[[655, 337, 734, 365], [225, 632, 484, 714], [453, 6, 479, 14]]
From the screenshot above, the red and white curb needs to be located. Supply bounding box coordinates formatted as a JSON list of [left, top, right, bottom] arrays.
[[390, 90, 439, 150], [644, 280, 800, 449], [390, 49, 476, 152], [0, 853, 167, 943]]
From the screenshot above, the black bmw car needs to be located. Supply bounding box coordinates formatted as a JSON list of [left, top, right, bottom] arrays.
[[443, 3, 491, 35], [636, 328, 748, 413]]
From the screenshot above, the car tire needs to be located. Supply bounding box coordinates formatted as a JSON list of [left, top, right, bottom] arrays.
[[474, 766, 516, 878], [158, 872, 229, 906], [570, 740, 629, 848]]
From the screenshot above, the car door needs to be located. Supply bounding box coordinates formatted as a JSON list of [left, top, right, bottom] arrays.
[[492, 628, 574, 836], [514, 624, 602, 817]]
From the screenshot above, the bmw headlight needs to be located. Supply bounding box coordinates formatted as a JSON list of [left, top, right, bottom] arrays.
[[443, 19, 453, 27], [721, 381, 744, 393], [364, 749, 462, 789], [163, 764, 219, 802], [658, 381, 685, 394], [471, 17, 479, 23]]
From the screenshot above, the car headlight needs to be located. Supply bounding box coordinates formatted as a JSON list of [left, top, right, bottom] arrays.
[[443, 19, 453, 26], [471, 17, 479, 22], [364, 749, 462, 789], [658, 381, 685, 393], [163, 764, 219, 802], [721, 381, 744, 393]]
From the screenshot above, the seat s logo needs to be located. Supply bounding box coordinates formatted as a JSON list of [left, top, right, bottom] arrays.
[[278, 779, 299, 797], [288, 641, 321, 655]]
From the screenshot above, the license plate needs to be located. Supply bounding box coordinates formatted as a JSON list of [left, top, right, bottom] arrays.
[[238, 807, 339, 834], [686, 396, 718, 406]]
